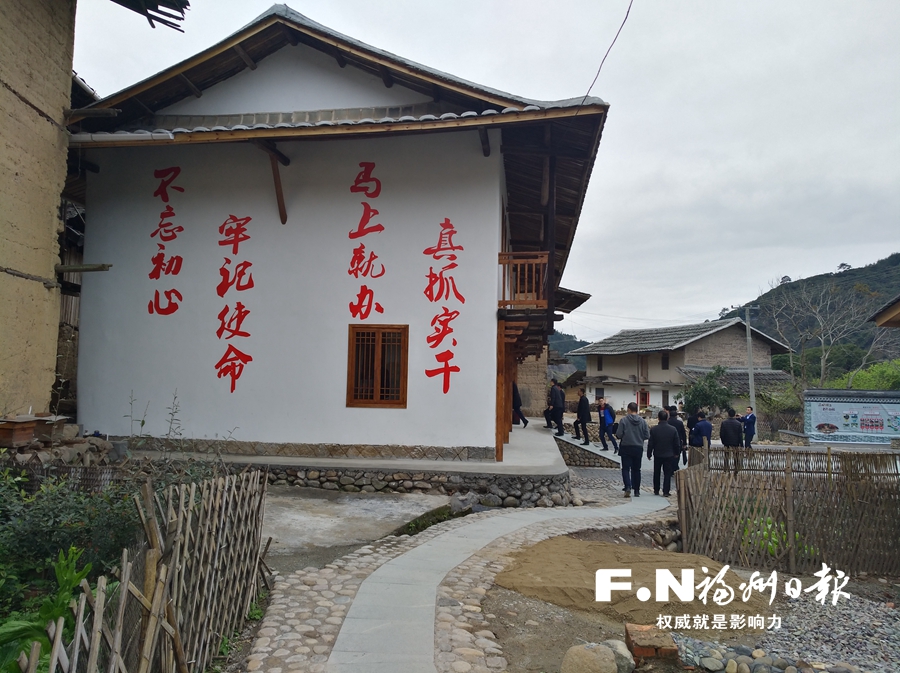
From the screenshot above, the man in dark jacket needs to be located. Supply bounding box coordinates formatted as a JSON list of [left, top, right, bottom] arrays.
[[648, 409, 681, 496], [689, 411, 713, 460], [616, 402, 650, 497], [739, 406, 757, 450], [512, 382, 527, 428], [667, 406, 687, 466], [720, 408, 744, 474], [573, 388, 591, 445], [549, 379, 566, 436]]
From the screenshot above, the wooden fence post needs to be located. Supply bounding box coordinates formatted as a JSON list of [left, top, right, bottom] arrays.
[[785, 448, 796, 575]]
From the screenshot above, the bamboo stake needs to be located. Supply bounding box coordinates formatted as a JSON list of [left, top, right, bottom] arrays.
[[85, 576, 107, 673], [47, 617, 67, 673], [106, 549, 131, 673], [137, 565, 169, 673], [785, 448, 796, 575]]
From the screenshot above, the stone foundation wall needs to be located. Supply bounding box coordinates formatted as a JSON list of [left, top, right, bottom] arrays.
[[554, 435, 619, 468], [258, 465, 573, 508], [127, 437, 494, 461]]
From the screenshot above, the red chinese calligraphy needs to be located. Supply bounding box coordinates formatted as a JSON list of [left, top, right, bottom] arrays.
[[424, 263, 466, 304], [425, 349, 460, 394], [423, 218, 464, 260], [349, 284, 384, 320], [216, 302, 251, 340], [214, 344, 253, 393], [148, 249, 183, 280], [348, 202, 384, 239], [150, 206, 184, 242], [349, 162, 381, 199], [218, 215, 252, 255], [427, 307, 460, 349], [216, 258, 255, 297], [147, 288, 183, 315], [347, 243, 385, 279], [153, 167, 184, 203]]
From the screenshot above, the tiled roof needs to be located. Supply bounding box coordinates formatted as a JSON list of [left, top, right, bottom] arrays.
[[247, 5, 607, 110], [678, 366, 793, 395], [70, 103, 560, 141], [566, 318, 789, 356]]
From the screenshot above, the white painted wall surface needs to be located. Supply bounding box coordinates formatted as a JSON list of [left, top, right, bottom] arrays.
[[79, 131, 503, 447], [161, 44, 433, 117]]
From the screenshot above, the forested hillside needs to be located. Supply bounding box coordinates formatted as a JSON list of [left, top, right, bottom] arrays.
[[724, 253, 900, 385]]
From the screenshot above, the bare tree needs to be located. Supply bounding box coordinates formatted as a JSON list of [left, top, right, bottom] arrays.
[[763, 281, 885, 388]]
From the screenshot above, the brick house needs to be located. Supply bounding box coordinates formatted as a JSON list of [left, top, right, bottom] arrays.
[[566, 318, 791, 411]]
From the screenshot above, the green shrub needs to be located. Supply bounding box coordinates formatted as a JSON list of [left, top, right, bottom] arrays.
[[742, 517, 817, 559]]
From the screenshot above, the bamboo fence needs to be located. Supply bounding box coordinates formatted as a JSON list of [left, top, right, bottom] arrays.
[[676, 447, 900, 575], [16, 469, 268, 673]]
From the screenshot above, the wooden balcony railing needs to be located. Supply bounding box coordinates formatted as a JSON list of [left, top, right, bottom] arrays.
[[498, 251, 549, 309]]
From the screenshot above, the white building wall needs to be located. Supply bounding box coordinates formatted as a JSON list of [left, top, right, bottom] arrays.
[[160, 45, 433, 117], [79, 131, 503, 447]]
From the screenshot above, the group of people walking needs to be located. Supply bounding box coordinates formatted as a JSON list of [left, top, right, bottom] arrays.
[[517, 380, 758, 498]]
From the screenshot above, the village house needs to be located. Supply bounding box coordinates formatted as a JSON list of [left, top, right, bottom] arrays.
[[566, 318, 791, 411], [67, 5, 603, 461]]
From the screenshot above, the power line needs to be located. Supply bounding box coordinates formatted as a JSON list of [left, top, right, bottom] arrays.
[[578, 0, 635, 106]]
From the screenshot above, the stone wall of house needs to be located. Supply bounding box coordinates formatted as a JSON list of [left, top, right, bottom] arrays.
[[683, 327, 771, 368], [517, 346, 549, 416], [0, 0, 73, 414]]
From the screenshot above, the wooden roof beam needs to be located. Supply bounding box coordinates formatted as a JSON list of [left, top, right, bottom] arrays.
[[379, 65, 394, 88], [233, 44, 257, 70], [478, 127, 490, 157], [280, 24, 299, 46], [331, 46, 347, 68], [179, 74, 202, 98], [250, 139, 290, 166]]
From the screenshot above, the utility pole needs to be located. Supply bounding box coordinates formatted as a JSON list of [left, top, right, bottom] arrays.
[[732, 305, 759, 412]]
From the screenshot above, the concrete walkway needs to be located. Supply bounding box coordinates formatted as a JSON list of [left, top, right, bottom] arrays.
[[246, 490, 672, 673], [326, 499, 667, 672]]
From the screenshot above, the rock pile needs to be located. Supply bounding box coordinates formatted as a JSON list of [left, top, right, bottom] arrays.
[[1, 423, 120, 466]]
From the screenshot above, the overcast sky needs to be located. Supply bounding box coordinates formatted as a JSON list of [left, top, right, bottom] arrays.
[[73, 0, 900, 343]]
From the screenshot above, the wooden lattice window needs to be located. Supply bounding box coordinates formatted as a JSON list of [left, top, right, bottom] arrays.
[[347, 325, 409, 408]]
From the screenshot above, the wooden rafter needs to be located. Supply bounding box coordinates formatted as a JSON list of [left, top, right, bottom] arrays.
[[478, 127, 490, 157], [269, 155, 287, 225], [379, 65, 394, 88], [331, 46, 347, 68], [280, 24, 299, 46], [250, 139, 290, 166], [232, 44, 257, 70], [179, 74, 202, 98]]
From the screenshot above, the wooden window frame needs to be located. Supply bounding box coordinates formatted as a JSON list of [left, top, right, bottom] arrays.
[[661, 353, 670, 370], [346, 324, 409, 408]]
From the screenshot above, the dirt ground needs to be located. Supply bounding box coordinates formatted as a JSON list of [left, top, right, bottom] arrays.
[[485, 524, 900, 673]]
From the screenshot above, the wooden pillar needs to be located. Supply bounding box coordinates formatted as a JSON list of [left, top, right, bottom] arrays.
[[496, 320, 506, 460]]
